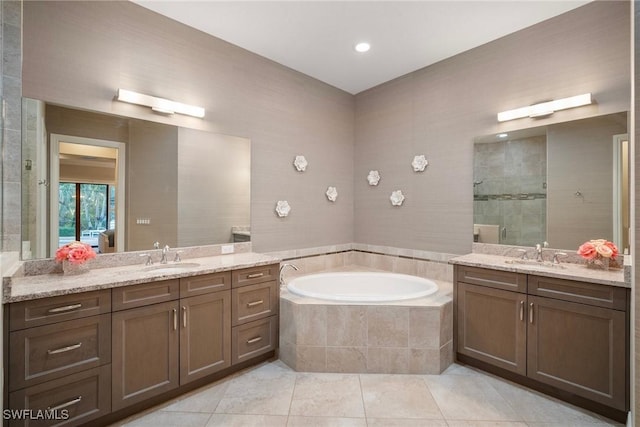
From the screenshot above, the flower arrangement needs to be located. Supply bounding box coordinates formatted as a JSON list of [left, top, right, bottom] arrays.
[[577, 239, 619, 269], [55, 241, 97, 265]]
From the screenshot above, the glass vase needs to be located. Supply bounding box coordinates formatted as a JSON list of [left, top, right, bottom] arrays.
[[586, 256, 609, 271], [62, 260, 90, 275]]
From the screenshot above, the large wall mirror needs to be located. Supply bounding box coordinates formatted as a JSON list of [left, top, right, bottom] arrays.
[[473, 112, 629, 253], [21, 98, 251, 260]]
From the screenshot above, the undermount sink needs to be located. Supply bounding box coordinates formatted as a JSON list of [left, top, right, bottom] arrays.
[[144, 262, 201, 273], [504, 259, 566, 269]]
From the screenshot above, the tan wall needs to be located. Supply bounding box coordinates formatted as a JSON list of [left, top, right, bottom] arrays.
[[547, 114, 627, 250], [22, 0, 355, 253], [354, 1, 630, 255], [177, 129, 250, 246]]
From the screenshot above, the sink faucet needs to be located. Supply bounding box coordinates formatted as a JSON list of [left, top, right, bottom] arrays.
[[160, 245, 170, 264], [279, 263, 299, 286], [535, 241, 549, 262]]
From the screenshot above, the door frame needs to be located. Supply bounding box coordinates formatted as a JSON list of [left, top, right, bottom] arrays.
[[50, 134, 126, 255]]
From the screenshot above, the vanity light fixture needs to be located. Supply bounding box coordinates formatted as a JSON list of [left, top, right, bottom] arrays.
[[497, 93, 592, 122], [116, 89, 205, 118]]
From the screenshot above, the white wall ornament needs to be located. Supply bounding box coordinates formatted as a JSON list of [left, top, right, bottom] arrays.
[[293, 155, 308, 172], [275, 200, 291, 217], [326, 186, 338, 202], [367, 170, 381, 186], [412, 155, 428, 172], [390, 190, 405, 206]]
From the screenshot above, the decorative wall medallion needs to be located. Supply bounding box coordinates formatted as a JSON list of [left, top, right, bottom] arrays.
[[367, 170, 381, 186], [293, 155, 308, 172], [275, 200, 291, 217], [412, 155, 428, 172], [390, 190, 405, 206], [326, 186, 338, 202]]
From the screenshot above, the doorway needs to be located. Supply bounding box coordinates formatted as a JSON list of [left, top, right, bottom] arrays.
[[50, 134, 125, 255]]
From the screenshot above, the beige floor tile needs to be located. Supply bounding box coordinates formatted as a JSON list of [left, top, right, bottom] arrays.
[[368, 419, 448, 427], [525, 423, 624, 427], [119, 411, 212, 426], [484, 376, 622, 425], [360, 374, 444, 419], [424, 374, 521, 421], [161, 381, 228, 413], [445, 422, 528, 427], [205, 414, 288, 426], [215, 364, 297, 415], [289, 373, 365, 417], [286, 416, 367, 426]]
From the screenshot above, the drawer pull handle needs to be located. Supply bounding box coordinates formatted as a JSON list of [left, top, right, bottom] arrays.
[[47, 342, 82, 355], [47, 396, 82, 411], [247, 300, 264, 308], [247, 336, 262, 344], [247, 273, 264, 279], [47, 303, 82, 314], [173, 309, 177, 331], [519, 301, 524, 321], [529, 303, 534, 324], [183, 306, 187, 328]]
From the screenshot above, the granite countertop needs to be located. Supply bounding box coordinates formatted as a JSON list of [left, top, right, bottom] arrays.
[[4, 252, 281, 303], [449, 253, 628, 288]]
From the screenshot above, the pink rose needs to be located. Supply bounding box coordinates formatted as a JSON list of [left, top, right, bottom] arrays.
[[596, 244, 614, 258], [55, 245, 70, 262], [577, 242, 597, 260], [604, 241, 618, 259]]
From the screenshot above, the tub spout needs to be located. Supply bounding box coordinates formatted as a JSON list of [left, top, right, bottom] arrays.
[[279, 263, 299, 286]]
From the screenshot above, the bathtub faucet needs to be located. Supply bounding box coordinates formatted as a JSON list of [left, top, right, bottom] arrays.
[[279, 263, 299, 286]]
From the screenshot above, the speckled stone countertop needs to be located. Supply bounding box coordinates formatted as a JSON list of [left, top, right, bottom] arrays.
[[4, 252, 281, 303], [450, 253, 628, 288]]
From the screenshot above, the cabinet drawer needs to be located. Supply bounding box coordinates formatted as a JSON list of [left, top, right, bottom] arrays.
[[232, 281, 278, 326], [232, 316, 278, 364], [112, 279, 179, 311], [528, 275, 628, 310], [232, 264, 279, 288], [9, 314, 111, 392], [455, 265, 526, 293], [9, 290, 111, 331], [8, 365, 111, 427], [180, 272, 231, 298]]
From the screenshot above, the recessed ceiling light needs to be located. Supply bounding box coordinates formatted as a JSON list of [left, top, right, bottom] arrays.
[[354, 42, 370, 53]]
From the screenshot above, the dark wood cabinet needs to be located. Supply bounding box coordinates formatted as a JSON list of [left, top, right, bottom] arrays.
[[111, 300, 179, 411], [454, 264, 629, 418], [179, 291, 231, 384], [527, 295, 627, 410], [457, 282, 526, 375], [5, 262, 279, 426]]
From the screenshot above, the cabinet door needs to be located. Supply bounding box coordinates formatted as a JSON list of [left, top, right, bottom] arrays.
[[457, 282, 527, 375], [112, 301, 179, 411], [527, 295, 627, 411], [180, 292, 231, 384]]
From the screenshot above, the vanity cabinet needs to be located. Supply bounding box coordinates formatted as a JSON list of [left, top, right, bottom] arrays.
[[231, 266, 279, 364], [5, 262, 279, 426], [111, 275, 231, 410], [7, 290, 112, 426], [454, 265, 629, 417]]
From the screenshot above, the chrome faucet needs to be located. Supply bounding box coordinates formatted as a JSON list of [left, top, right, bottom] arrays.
[[160, 245, 170, 264], [279, 263, 299, 286], [535, 241, 549, 262]]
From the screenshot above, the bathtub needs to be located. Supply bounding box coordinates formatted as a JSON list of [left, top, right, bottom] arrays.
[[280, 270, 453, 375], [287, 272, 439, 302]]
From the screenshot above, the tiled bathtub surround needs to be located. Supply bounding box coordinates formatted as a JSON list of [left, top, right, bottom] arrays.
[[279, 266, 453, 375]]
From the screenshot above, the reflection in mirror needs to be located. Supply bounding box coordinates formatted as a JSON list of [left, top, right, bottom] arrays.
[[473, 112, 629, 253], [21, 98, 251, 260]]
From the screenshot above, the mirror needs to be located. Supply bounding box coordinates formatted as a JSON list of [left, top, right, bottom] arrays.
[[21, 98, 251, 259], [473, 112, 629, 253]]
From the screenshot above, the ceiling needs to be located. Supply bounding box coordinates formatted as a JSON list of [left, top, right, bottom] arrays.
[[133, 1, 591, 95]]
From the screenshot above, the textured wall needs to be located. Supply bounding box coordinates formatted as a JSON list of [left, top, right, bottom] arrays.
[[22, 1, 355, 254], [354, 1, 630, 255]]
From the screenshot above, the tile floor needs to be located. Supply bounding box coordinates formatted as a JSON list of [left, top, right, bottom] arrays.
[[112, 360, 623, 427]]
